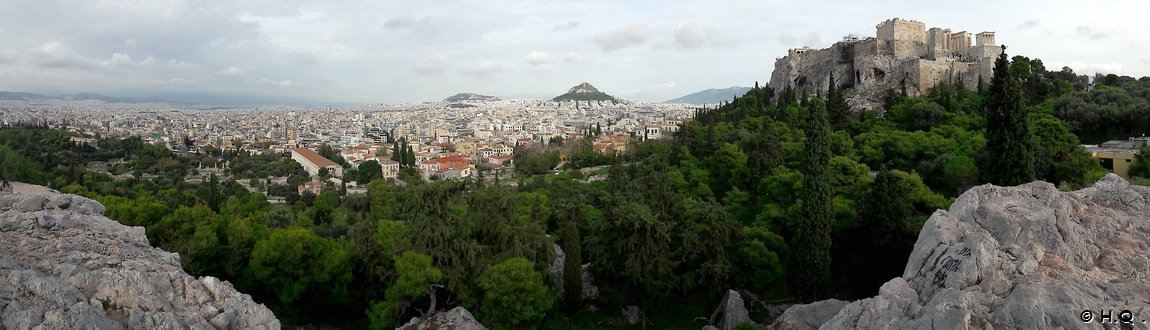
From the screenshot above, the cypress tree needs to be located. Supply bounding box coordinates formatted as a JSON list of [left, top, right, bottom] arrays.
[[791, 94, 833, 302], [857, 164, 913, 294], [826, 73, 852, 131], [560, 219, 583, 314], [982, 46, 1035, 186]]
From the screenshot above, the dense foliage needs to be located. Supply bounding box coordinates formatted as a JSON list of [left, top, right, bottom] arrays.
[[0, 53, 1134, 328]]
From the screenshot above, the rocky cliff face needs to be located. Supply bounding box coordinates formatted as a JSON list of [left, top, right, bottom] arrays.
[[0, 189, 280, 329], [770, 174, 1150, 329]]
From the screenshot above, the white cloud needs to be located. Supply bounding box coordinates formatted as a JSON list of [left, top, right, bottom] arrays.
[[593, 24, 651, 51], [524, 51, 553, 69], [278, 80, 294, 87], [562, 51, 589, 63], [552, 21, 579, 31], [1018, 20, 1039, 29], [219, 66, 245, 75], [459, 61, 511, 79], [414, 51, 450, 74], [1048, 61, 1124, 75]]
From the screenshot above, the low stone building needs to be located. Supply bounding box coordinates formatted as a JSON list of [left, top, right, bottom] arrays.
[[291, 147, 343, 178], [1084, 136, 1150, 178]]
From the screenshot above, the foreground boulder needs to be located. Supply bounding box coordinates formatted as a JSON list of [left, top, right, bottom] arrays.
[[0, 190, 280, 329], [398, 307, 487, 330], [709, 290, 759, 330], [772, 174, 1150, 329]]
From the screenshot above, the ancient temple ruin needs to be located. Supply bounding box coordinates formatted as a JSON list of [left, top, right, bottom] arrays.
[[769, 18, 1002, 110]]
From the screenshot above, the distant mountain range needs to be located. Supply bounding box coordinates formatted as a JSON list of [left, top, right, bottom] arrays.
[[553, 82, 619, 103], [0, 91, 165, 103], [444, 93, 500, 102], [664, 87, 752, 104]]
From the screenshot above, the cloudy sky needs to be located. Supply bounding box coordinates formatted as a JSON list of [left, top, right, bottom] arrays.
[[0, 0, 1147, 105]]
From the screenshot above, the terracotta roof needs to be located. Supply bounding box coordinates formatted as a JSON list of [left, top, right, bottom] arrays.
[[293, 148, 339, 167]]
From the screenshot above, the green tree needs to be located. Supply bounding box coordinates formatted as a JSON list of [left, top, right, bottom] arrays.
[[477, 257, 555, 327], [357, 160, 383, 184], [826, 73, 854, 131], [0, 145, 45, 184], [1129, 144, 1150, 179], [791, 93, 833, 302], [250, 228, 355, 304], [853, 165, 914, 296], [982, 47, 1035, 186], [149, 204, 224, 275], [385, 251, 443, 317], [559, 219, 583, 314]]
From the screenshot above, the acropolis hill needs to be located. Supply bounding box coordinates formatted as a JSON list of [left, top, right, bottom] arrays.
[[769, 18, 1002, 110]]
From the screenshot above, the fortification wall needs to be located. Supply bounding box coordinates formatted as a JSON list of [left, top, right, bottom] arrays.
[[770, 18, 999, 110], [877, 19, 926, 43], [886, 40, 927, 59], [960, 45, 1002, 61], [911, 60, 954, 96]]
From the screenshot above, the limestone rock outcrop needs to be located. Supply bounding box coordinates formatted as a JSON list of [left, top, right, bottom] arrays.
[[0, 190, 280, 329], [547, 244, 600, 300], [397, 307, 487, 330], [709, 290, 761, 330], [770, 174, 1150, 329], [767, 299, 846, 330]]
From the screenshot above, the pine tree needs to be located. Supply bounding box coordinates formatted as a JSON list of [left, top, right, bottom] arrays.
[[982, 46, 1035, 186], [791, 95, 833, 302]]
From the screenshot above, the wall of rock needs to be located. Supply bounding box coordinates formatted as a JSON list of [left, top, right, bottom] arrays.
[[769, 174, 1150, 329], [0, 190, 280, 329]]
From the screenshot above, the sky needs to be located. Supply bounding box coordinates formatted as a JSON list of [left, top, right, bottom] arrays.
[[0, 0, 1147, 105]]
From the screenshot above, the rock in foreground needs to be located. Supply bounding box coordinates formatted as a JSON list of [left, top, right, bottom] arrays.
[[0, 190, 279, 329], [398, 307, 487, 330], [772, 174, 1150, 329]]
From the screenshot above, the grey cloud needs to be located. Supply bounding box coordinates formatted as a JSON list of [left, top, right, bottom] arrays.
[[593, 25, 651, 51], [414, 52, 450, 74], [674, 25, 705, 49], [777, 33, 797, 46], [800, 32, 821, 47], [524, 51, 553, 68], [1018, 20, 1039, 29], [383, 15, 432, 29], [458, 61, 511, 79], [674, 24, 731, 50], [1076, 26, 1107, 40], [552, 21, 579, 31]]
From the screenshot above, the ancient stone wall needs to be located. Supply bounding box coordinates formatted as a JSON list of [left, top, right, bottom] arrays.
[[770, 18, 1000, 110], [886, 40, 926, 59], [876, 18, 925, 43]]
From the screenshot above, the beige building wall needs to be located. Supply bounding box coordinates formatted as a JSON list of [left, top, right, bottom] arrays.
[[1094, 151, 1136, 178]]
